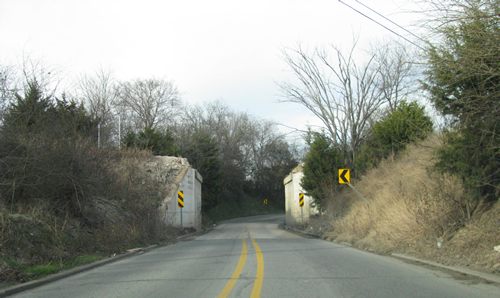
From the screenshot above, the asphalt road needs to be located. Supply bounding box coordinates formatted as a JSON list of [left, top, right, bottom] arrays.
[[12, 214, 500, 298]]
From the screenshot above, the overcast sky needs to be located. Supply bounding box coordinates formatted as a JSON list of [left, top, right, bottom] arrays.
[[0, 0, 427, 137]]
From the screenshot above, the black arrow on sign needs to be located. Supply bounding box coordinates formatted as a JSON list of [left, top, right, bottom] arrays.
[[339, 169, 349, 184]]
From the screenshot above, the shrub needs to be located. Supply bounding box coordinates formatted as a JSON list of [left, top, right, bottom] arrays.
[[124, 127, 178, 156], [302, 132, 343, 211], [356, 101, 433, 173]]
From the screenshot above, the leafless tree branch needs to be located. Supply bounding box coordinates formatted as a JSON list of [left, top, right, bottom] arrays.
[[116, 78, 180, 131]]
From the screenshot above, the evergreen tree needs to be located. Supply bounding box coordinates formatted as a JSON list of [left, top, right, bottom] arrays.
[[182, 131, 222, 211], [302, 132, 342, 210], [124, 128, 178, 156], [423, 0, 499, 200], [356, 101, 433, 172]]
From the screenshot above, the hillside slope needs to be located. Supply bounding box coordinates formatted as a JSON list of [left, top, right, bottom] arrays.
[[324, 135, 500, 274], [0, 150, 187, 284]]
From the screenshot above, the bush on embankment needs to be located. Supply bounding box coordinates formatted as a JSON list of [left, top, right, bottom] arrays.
[[0, 81, 177, 283], [0, 146, 178, 283]]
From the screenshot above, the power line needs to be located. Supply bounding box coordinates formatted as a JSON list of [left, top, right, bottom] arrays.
[[337, 0, 426, 51], [353, 0, 428, 44]]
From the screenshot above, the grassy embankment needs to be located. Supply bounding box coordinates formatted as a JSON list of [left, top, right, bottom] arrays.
[[324, 135, 500, 274], [2, 254, 102, 283]]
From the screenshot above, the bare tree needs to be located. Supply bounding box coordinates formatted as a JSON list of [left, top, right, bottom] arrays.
[[0, 65, 17, 122], [79, 69, 116, 123], [374, 42, 416, 111], [79, 69, 117, 146], [175, 101, 296, 208], [280, 42, 384, 165], [180, 101, 256, 171], [117, 78, 180, 131]]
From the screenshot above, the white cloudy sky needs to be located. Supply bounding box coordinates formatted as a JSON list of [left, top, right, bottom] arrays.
[[0, 0, 427, 136]]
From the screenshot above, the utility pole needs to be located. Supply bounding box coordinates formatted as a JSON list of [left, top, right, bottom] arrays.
[[97, 122, 101, 148], [118, 115, 121, 150]]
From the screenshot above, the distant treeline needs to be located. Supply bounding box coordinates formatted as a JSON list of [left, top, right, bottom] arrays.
[[0, 66, 299, 220]]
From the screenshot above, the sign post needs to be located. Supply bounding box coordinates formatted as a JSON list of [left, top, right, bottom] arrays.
[[178, 190, 184, 227], [338, 168, 368, 202]]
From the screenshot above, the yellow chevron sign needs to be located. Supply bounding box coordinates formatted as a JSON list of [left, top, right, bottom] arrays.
[[299, 192, 304, 207], [338, 168, 350, 184], [177, 190, 184, 208]]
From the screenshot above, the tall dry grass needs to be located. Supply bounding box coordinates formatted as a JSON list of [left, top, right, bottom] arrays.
[[327, 135, 468, 252], [443, 201, 500, 271], [325, 134, 500, 272]]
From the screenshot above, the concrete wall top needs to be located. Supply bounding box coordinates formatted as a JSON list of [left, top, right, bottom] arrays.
[[132, 155, 203, 230], [284, 163, 305, 185], [146, 156, 190, 197]]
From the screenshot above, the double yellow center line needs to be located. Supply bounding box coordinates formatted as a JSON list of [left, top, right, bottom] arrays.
[[250, 238, 264, 298], [217, 240, 247, 298], [217, 237, 264, 298]]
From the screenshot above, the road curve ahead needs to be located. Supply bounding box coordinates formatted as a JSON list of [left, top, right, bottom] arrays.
[[12, 214, 499, 298]]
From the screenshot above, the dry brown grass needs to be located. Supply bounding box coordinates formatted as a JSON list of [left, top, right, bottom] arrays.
[[325, 135, 500, 273], [324, 135, 500, 273], [329, 136, 462, 247], [434, 201, 500, 272]]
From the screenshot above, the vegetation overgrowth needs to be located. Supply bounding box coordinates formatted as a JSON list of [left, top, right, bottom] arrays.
[[424, 0, 499, 202], [0, 0, 497, 285], [0, 67, 298, 284], [293, 0, 498, 274], [324, 136, 500, 273], [296, 0, 497, 215]]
